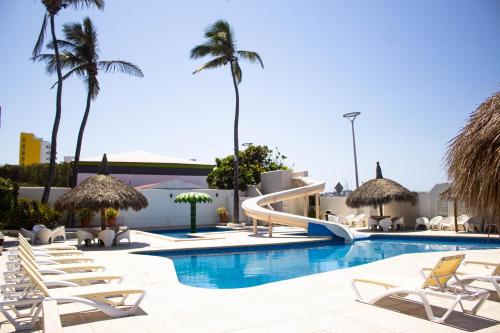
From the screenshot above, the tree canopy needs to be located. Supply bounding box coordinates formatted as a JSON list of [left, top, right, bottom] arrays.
[[0, 163, 73, 187], [207, 145, 289, 191]]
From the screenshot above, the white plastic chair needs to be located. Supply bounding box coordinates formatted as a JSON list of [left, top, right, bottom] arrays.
[[98, 230, 115, 247], [368, 217, 379, 230], [379, 218, 393, 232], [345, 214, 356, 224], [457, 215, 470, 232], [19, 228, 35, 244], [429, 216, 443, 230], [36, 228, 52, 245], [32, 224, 46, 233], [115, 230, 131, 245], [77, 230, 94, 247], [51, 226, 66, 243], [415, 217, 430, 230], [393, 217, 405, 231], [327, 215, 339, 223], [441, 216, 455, 231], [338, 215, 350, 225], [466, 216, 481, 232], [353, 214, 366, 227]]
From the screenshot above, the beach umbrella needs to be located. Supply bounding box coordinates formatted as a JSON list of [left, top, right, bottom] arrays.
[[346, 162, 417, 216], [174, 192, 213, 233], [54, 154, 148, 230], [446, 91, 500, 234]]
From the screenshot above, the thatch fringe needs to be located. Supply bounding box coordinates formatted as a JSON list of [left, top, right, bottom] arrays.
[[346, 178, 417, 208], [446, 91, 500, 227]]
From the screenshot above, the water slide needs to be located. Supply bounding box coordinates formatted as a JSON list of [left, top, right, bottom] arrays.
[[242, 176, 355, 243]]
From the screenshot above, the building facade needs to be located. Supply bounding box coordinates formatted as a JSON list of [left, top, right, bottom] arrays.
[[19, 132, 51, 166]]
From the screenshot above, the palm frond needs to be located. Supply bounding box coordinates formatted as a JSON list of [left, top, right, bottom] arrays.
[[192, 56, 228, 74], [50, 66, 87, 89], [86, 75, 100, 99], [205, 20, 235, 48], [65, 0, 105, 10], [32, 13, 48, 58], [97, 60, 144, 77], [237, 50, 264, 68], [232, 61, 242, 84]]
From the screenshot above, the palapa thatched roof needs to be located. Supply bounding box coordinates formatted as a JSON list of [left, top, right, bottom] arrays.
[[446, 91, 500, 220], [346, 162, 417, 208], [54, 154, 148, 211]]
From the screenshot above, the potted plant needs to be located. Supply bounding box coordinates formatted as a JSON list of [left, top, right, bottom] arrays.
[[78, 208, 94, 227], [105, 208, 119, 227], [216, 207, 229, 224]]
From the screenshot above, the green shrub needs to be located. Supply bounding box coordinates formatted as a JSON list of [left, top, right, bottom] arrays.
[[7, 199, 61, 230], [0, 177, 18, 229]]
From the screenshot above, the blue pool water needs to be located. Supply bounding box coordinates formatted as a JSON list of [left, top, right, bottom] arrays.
[[149, 227, 232, 239], [145, 236, 500, 289]]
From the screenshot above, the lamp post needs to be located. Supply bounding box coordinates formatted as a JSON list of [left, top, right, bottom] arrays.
[[242, 142, 253, 147], [343, 112, 361, 189]]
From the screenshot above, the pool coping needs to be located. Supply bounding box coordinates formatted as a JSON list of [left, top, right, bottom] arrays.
[[132, 233, 500, 256]]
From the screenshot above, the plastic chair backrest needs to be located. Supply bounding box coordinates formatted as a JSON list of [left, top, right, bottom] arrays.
[[422, 254, 465, 290]]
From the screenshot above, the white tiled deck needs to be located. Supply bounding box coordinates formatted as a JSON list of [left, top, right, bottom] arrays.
[[1, 228, 499, 333]]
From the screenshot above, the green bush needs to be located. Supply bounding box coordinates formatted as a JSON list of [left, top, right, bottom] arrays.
[[0, 177, 18, 229], [7, 198, 61, 230], [0, 162, 73, 187]]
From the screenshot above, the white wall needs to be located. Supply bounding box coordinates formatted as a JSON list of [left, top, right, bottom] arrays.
[[17, 187, 249, 230]]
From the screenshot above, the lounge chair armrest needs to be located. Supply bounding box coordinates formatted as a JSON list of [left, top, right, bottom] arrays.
[[464, 260, 497, 268]]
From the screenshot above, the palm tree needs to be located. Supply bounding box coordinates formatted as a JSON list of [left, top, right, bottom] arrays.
[[190, 20, 263, 224], [174, 192, 213, 233], [33, 0, 104, 204], [35, 17, 143, 188]]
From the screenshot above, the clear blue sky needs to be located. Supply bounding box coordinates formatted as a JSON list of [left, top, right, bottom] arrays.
[[1, 0, 499, 192]]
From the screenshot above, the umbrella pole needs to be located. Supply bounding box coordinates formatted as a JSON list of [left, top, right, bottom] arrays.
[[100, 208, 106, 231], [379, 204, 384, 216]]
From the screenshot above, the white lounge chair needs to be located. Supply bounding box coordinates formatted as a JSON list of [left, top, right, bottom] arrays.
[[415, 217, 429, 230], [345, 214, 355, 225], [429, 216, 444, 230], [352, 254, 489, 323], [338, 215, 350, 226], [424, 260, 500, 298], [368, 217, 379, 230], [115, 229, 131, 245], [378, 218, 392, 232], [441, 216, 455, 231], [98, 230, 115, 247], [0, 261, 145, 331], [456, 215, 470, 232]]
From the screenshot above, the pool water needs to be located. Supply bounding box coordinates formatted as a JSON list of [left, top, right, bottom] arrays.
[[150, 227, 232, 239], [151, 237, 500, 289]]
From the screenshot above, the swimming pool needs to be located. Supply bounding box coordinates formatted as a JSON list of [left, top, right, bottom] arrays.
[[149, 227, 232, 239], [145, 236, 500, 289]]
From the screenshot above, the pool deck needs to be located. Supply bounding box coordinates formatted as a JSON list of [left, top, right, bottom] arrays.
[[1, 227, 499, 333]]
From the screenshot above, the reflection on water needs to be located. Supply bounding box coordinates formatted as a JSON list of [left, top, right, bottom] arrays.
[[169, 239, 498, 289]]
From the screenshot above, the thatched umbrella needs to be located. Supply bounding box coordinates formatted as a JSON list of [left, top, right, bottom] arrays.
[[174, 192, 212, 233], [446, 91, 500, 234], [54, 154, 148, 230], [346, 162, 417, 216]]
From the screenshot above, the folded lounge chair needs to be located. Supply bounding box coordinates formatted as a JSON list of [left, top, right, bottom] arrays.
[[429, 216, 444, 230], [0, 261, 145, 331], [7, 246, 94, 271], [415, 217, 430, 230], [351, 254, 489, 323], [17, 234, 76, 251]]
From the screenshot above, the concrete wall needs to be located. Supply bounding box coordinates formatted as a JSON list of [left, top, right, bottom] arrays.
[[17, 187, 249, 230]]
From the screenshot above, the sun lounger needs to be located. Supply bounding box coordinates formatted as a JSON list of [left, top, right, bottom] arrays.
[[0, 261, 145, 331], [441, 216, 455, 231], [352, 254, 489, 323], [17, 234, 76, 251], [415, 217, 429, 230], [423, 260, 500, 298]]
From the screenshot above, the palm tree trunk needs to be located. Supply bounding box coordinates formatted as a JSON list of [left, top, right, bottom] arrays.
[[41, 14, 63, 204], [229, 60, 240, 224], [190, 202, 196, 233], [71, 82, 93, 188]]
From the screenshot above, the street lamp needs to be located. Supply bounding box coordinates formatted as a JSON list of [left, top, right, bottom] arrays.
[[241, 142, 253, 148], [343, 112, 361, 188]]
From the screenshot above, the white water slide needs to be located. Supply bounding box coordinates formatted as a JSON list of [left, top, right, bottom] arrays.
[[242, 176, 354, 243]]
